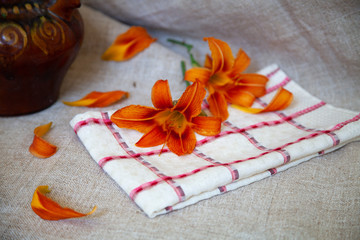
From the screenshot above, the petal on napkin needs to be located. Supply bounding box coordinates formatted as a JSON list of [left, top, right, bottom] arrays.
[[31, 186, 97, 221], [232, 87, 293, 114], [63, 90, 129, 108], [102, 26, 156, 61], [29, 122, 57, 158]]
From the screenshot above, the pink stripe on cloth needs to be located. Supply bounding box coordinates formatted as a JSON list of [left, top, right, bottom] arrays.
[[73, 118, 112, 133], [268, 168, 278, 175], [129, 113, 360, 200], [256, 97, 340, 147], [193, 149, 239, 181], [275, 110, 340, 147], [98, 149, 169, 167], [224, 121, 291, 163], [266, 66, 281, 78], [197, 101, 326, 147], [266, 76, 291, 93]]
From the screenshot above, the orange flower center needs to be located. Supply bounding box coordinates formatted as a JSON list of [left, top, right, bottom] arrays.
[[156, 110, 187, 134], [209, 72, 232, 87]]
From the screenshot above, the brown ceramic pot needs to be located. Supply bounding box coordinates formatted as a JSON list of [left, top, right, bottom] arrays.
[[0, 0, 84, 116]]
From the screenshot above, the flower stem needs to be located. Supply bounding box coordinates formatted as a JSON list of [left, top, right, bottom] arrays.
[[181, 61, 190, 86], [167, 38, 201, 67]]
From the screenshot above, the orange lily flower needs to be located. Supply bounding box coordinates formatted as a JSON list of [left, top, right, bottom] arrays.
[[111, 80, 222, 156], [29, 122, 57, 158], [102, 26, 156, 61], [63, 90, 129, 107], [31, 186, 96, 220], [185, 37, 292, 121]]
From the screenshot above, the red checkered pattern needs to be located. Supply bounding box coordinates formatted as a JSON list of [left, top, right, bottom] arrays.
[[71, 64, 360, 217]]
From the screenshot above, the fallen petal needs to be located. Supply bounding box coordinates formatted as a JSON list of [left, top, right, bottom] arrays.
[[63, 90, 129, 108], [29, 135, 57, 158], [31, 186, 97, 220], [33, 122, 53, 137], [102, 26, 156, 61], [29, 122, 57, 158], [232, 87, 293, 114]]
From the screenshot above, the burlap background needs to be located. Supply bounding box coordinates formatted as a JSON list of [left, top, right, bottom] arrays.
[[1, 1, 359, 239]]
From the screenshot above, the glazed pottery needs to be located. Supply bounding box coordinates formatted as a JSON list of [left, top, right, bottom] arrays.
[[0, 0, 84, 116]]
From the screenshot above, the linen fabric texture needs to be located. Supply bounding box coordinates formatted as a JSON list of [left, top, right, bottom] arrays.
[[1, 2, 360, 239]]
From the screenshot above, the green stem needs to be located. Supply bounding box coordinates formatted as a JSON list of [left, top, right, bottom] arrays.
[[167, 39, 193, 52], [181, 60, 190, 86], [168, 38, 201, 67]]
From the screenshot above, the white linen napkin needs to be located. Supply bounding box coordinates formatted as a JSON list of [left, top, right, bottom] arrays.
[[70, 64, 360, 218]]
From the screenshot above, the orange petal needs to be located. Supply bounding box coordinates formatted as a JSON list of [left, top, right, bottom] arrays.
[[207, 92, 229, 122], [235, 73, 268, 97], [151, 80, 173, 109], [101, 26, 156, 61], [33, 122, 52, 137], [63, 91, 129, 108], [31, 186, 96, 221], [192, 116, 222, 136], [204, 54, 212, 69], [167, 126, 196, 156], [29, 122, 57, 158], [135, 125, 167, 148], [204, 37, 234, 74], [209, 72, 234, 87], [229, 49, 251, 78], [233, 87, 293, 114], [184, 67, 212, 85], [111, 105, 160, 133], [174, 81, 206, 120], [237, 73, 268, 85], [225, 87, 256, 107]]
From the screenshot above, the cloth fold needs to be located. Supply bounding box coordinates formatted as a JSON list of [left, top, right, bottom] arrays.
[[70, 64, 360, 218]]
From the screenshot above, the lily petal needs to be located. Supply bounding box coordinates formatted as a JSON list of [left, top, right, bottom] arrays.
[[29, 122, 57, 158], [225, 87, 256, 107], [174, 81, 206, 120], [33, 122, 52, 137], [235, 73, 268, 97], [207, 92, 229, 122], [204, 54, 212, 69], [102, 26, 156, 61], [63, 91, 129, 108], [31, 186, 96, 221], [262, 87, 293, 111], [237, 73, 268, 85], [233, 87, 293, 114], [230, 49, 251, 78], [184, 67, 212, 85], [205, 37, 234, 74], [167, 126, 196, 156], [135, 125, 167, 148], [151, 80, 173, 109], [111, 105, 160, 133], [192, 116, 222, 136]]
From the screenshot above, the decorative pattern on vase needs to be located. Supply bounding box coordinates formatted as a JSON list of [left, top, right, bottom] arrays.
[[0, 22, 27, 64], [31, 16, 65, 55]]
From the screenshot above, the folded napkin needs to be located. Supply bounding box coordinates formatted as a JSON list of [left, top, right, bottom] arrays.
[[70, 64, 360, 218]]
